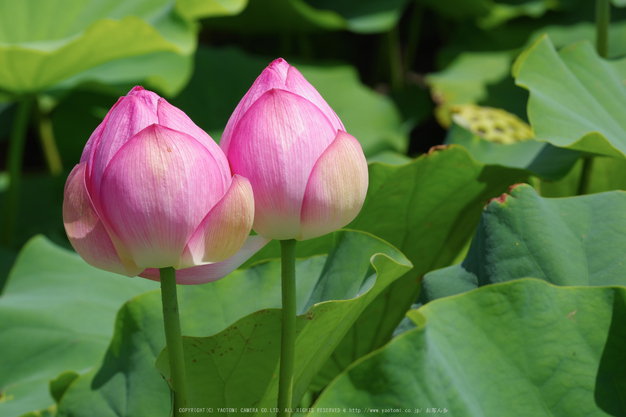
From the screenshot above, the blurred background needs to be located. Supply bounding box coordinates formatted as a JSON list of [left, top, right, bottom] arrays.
[[1, 0, 625, 289]]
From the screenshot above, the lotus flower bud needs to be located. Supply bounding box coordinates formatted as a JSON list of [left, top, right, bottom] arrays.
[[63, 86, 259, 283], [220, 58, 368, 241]]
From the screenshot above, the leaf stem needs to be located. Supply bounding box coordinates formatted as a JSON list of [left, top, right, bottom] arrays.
[[596, 0, 610, 58], [583, 0, 608, 197], [577, 156, 594, 195], [278, 239, 297, 417], [387, 27, 404, 91], [404, 1, 424, 74], [1, 97, 33, 247], [35, 97, 63, 176], [159, 267, 188, 416]]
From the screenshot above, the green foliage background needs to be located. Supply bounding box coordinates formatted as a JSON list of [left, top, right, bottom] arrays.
[[1, 0, 625, 416]]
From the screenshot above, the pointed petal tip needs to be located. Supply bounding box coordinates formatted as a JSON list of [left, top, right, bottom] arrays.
[[268, 57, 289, 68], [126, 86, 160, 111], [228, 88, 339, 241], [282, 66, 345, 132], [259, 58, 291, 85]]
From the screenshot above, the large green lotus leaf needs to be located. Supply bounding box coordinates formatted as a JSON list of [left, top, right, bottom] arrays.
[[426, 51, 515, 125], [205, 0, 410, 33], [155, 232, 411, 414], [0, 236, 158, 417], [170, 46, 407, 156], [250, 146, 529, 273], [206, 0, 345, 33], [349, 146, 529, 279], [0, 0, 196, 94], [244, 145, 530, 389], [540, 156, 626, 197], [51, 51, 194, 97], [427, 20, 626, 126], [422, 183, 626, 303], [445, 122, 580, 180], [575, 157, 626, 193], [478, 0, 554, 28], [309, 279, 626, 416], [175, 0, 248, 20], [421, 0, 554, 28], [301, 0, 412, 33], [298, 63, 407, 155], [513, 35, 626, 159], [366, 151, 413, 166], [56, 230, 411, 417], [535, 20, 626, 59]]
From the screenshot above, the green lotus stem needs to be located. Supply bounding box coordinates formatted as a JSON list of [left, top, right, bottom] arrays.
[[1, 97, 33, 247], [387, 27, 404, 91], [278, 239, 297, 417], [577, 156, 594, 195], [35, 98, 63, 176], [596, 0, 610, 58], [585, 0, 608, 197], [159, 267, 188, 416], [404, 1, 424, 74]]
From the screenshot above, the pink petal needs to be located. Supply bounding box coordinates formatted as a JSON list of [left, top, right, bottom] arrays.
[[127, 86, 160, 110], [80, 97, 124, 166], [81, 87, 159, 167], [63, 163, 143, 277], [300, 131, 368, 241], [221, 58, 290, 157], [228, 89, 337, 240], [139, 235, 271, 285], [156, 98, 231, 192], [284, 65, 344, 132], [221, 58, 343, 157], [91, 94, 159, 204], [179, 175, 255, 268], [99, 124, 227, 269]]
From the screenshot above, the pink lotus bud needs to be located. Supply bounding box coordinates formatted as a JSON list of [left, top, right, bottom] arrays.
[[63, 86, 258, 281], [221, 58, 369, 241]]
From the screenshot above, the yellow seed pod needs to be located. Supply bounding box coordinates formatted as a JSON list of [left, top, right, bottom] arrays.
[[451, 105, 533, 144]]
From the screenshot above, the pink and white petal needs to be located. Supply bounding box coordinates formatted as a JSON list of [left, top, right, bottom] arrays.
[[99, 124, 227, 269], [220, 58, 292, 157], [300, 131, 368, 241], [127, 86, 160, 110], [179, 175, 254, 268], [228, 89, 337, 240], [91, 94, 159, 201], [63, 163, 143, 277], [156, 98, 231, 190], [80, 97, 124, 167], [285, 65, 344, 132], [139, 235, 271, 285], [80, 86, 157, 167]]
